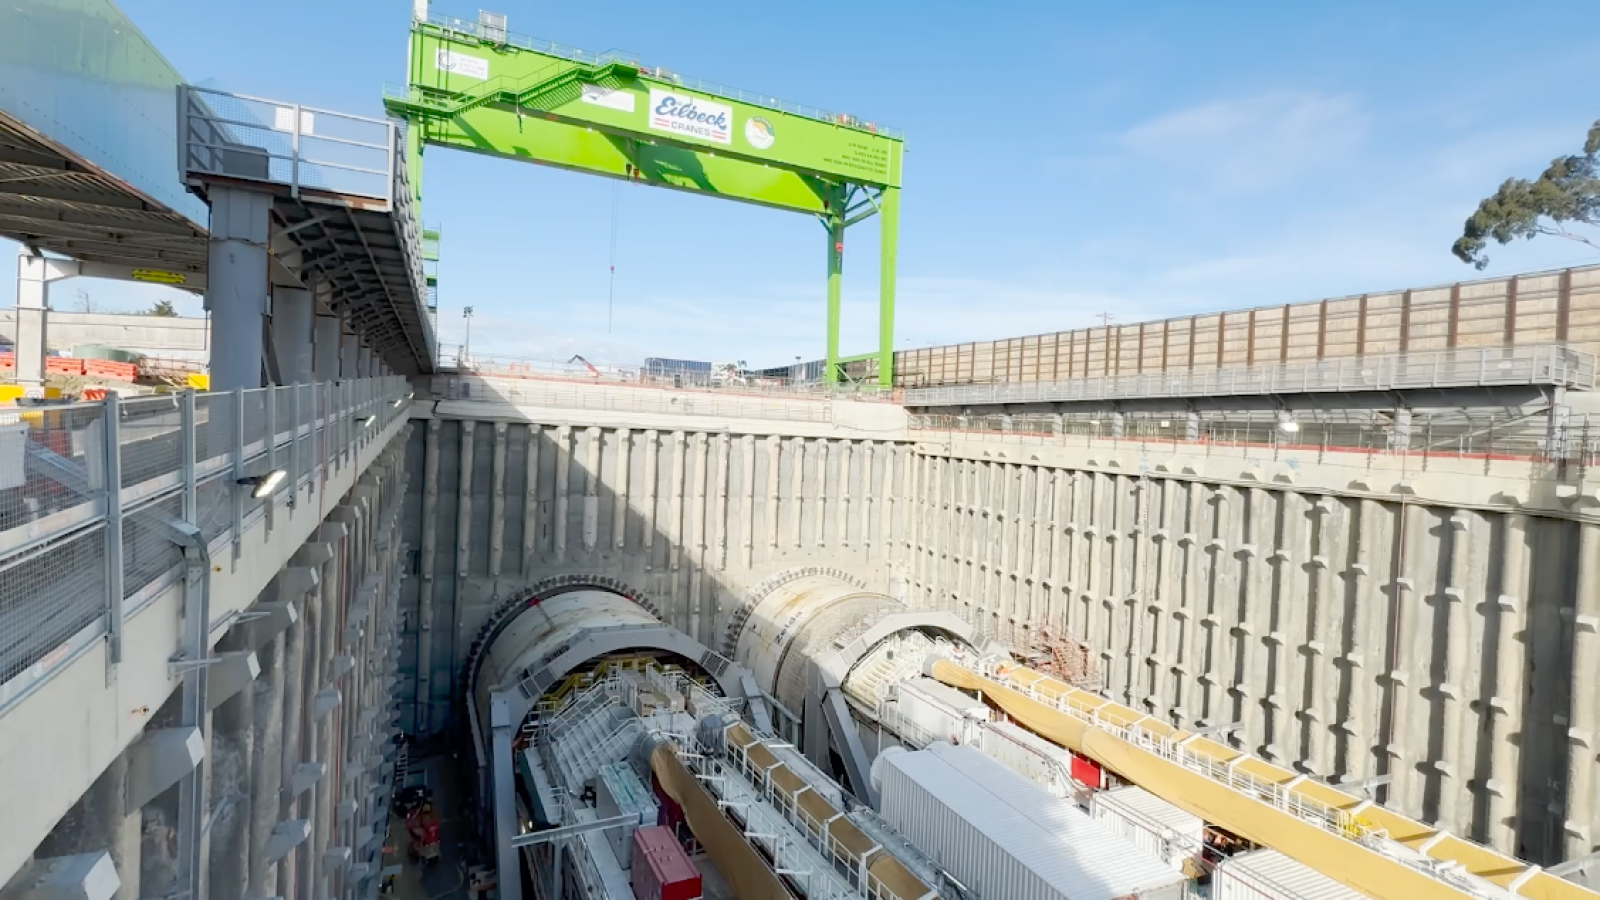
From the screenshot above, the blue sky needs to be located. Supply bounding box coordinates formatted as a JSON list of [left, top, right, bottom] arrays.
[[6, 0, 1599, 367]]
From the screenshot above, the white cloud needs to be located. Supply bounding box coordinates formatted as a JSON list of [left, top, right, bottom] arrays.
[[1120, 92, 1367, 192]]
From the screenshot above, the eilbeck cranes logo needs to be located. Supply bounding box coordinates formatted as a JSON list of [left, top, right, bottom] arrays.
[[744, 117, 776, 150], [648, 89, 732, 145]]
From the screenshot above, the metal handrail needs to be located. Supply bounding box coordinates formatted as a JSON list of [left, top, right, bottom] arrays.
[[0, 376, 412, 712], [905, 344, 1597, 407], [417, 14, 904, 139]]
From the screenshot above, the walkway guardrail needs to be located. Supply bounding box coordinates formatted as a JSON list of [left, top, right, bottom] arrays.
[[437, 351, 897, 401], [179, 84, 437, 372], [181, 86, 398, 202], [0, 377, 411, 712], [903, 344, 1596, 408], [437, 374, 842, 425]]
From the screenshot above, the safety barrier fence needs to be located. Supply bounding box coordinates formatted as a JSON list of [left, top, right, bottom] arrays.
[[903, 344, 1596, 406], [0, 377, 412, 712], [435, 354, 897, 400], [179, 85, 436, 364], [413, 14, 903, 139], [436, 374, 842, 425], [910, 406, 1600, 473]]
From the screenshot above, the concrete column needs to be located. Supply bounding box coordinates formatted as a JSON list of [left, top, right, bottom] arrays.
[[689, 432, 708, 642], [1386, 503, 1425, 815], [247, 631, 287, 898], [277, 599, 309, 900], [207, 628, 255, 900], [1487, 513, 1530, 852], [205, 186, 273, 392], [14, 251, 50, 394], [1306, 498, 1339, 777], [554, 426, 572, 562], [1549, 394, 1571, 462], [1435, 510, 1473, 831], [1566, 523, 1600, 860], [742, 435, 755, 566], [272, 287, 315, 384], [1261, 490, 1296, 764], [340, 327, 360, 380], [1185, 410, 1201, 443], [1236, 488, 1264, 749], [489, 423, 507, 578], [814, 440, 829, 550], [584, 426, 603, 553], [417, 421, 441, 734], [1110, 410, 1126, 440], [714, 432, 732, 574], [1389, 408, 1413, 452], [312, 315, 341, 383], [358, 346, 375, 380], [1177, 483, 1205, 729], [1339, 498, 1379, 785], [31, 755, 139, 900], [455, 424, 475, 627], [522, 424, 542, 573]]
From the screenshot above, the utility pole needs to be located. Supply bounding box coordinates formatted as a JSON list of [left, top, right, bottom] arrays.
[[463, 305, 474, 362], [1096, 311, 1115, 328]]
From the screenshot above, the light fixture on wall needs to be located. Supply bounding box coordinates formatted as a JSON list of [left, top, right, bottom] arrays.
[[236, 469, 287, 499], [361, 414, 377, 428], [1277, 412, 1300, 434]]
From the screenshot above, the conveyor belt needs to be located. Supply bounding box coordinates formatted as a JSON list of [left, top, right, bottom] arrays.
[[929, 656, 1599, 900]]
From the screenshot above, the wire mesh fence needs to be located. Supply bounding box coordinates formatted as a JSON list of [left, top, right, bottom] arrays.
[[123, 495, 186, 603], [119, 396, 184, 489], [0, 377, 411, 704], [0, 526, 107, 686], [0, 403, 108, 538]]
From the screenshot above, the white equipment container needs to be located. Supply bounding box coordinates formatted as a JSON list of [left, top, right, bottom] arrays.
[[883, 676, 989, 746], [1211, 849, 1367, 900], [978, 719, 1080, 799], [593, 761, 657, 869], [1090, 786, 1205, 874], [878, 744, 1189, 900]]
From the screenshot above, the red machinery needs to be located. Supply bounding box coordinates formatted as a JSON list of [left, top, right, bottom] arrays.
[[404, 802, 440, 866]]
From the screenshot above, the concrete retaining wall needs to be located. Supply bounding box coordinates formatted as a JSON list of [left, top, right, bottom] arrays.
[[404, 401, 1599, 871], [399, 414, 913, 737]]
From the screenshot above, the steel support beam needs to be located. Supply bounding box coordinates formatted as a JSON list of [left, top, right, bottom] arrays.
[[272, 286, 315, 384], [821, 685, 877, 807], [489, 694, 521, 900]]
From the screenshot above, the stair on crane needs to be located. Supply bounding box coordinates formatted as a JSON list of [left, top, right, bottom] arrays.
[[395, 58, 639, 120]]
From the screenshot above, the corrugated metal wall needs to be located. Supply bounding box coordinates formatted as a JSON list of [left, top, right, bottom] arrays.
[[894, 266, 1600, 386]]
